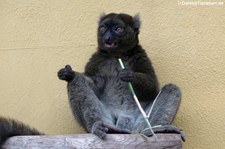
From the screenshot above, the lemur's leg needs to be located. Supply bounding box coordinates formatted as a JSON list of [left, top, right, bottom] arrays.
[[58, 65, 130, 139], [148, 84, 181, 125], [133, 84, 185, 141]]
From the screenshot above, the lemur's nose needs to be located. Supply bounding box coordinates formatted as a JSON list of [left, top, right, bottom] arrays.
[[104, 31, 113, 43]]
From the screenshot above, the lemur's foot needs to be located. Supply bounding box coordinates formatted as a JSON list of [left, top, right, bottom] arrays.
[[91, 121, 131, 139], [58, 65, 75, 82], [145, 125, 185, 141], [162, 83, 181, 98], [91, 121, 109, 139]]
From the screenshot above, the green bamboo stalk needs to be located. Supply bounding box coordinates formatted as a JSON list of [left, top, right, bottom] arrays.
[[118, 58, 157, 139]]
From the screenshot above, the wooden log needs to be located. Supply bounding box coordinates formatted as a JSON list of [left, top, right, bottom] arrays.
[[3, 133, 182, 149]]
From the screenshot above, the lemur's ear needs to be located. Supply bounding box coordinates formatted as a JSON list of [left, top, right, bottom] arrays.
[[133, 14, 141, 31], [98, 12, 106, 24]]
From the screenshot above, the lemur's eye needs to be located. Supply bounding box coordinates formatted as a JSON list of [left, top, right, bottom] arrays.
[[115, 27, 124, 33], [100, 26, 107, 33]]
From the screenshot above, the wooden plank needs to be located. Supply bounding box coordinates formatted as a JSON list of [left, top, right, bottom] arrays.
[[3, 133, 182, 149]]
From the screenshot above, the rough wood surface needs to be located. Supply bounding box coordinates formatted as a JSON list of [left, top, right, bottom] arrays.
[[3, 133, 182, 149]]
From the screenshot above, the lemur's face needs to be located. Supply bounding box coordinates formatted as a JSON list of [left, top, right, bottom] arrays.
[[97, 13, 140, 53]]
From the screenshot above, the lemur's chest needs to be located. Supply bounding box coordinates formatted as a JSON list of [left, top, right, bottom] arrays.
[[98, 58, 129, 77]]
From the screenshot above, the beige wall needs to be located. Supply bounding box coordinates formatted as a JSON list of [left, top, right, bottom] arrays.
[[0, 1, 225, 148]]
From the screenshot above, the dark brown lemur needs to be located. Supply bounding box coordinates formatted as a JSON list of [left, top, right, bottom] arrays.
[[58, 13, 185, 141]]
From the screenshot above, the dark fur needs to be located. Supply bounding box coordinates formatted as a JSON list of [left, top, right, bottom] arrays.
[[58, 13, 185, 140], [0, 117, 43, 147]]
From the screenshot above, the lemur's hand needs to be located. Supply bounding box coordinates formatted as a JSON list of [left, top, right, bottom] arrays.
[[118, 68, 134, 82], [58, 65, 75, 82]]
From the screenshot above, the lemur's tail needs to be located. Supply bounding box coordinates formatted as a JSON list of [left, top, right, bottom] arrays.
[[0, 117, 43, 147]]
